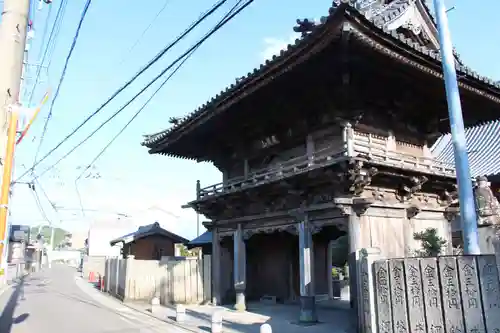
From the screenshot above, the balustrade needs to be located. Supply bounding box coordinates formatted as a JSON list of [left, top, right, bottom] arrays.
[[197, 128, 456, 198]]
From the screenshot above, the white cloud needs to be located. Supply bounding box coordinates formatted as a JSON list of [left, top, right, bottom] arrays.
[[260, 33, 299, 61]]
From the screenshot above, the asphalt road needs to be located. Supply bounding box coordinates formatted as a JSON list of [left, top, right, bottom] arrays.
[[0, 264, 184, 333]]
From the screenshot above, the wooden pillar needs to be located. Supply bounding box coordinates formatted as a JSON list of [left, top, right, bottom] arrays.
[[348, 209, 361, 254], [347, 207, 361, 311], [233, 224, 246, 311], [222, 171, 228, 187], [327, 240, 335, 299], [211, 227, 221, 305], [243, 159, 249, 179], [343, 122, 354, 157], [306, 134, 314, 165], [297, 213, 317, 323]]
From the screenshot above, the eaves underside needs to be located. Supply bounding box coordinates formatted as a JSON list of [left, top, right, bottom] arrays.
[[143, 4, 500, 154]]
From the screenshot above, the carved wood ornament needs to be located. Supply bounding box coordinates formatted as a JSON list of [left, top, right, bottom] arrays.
[[346, 160, 378, 196], [437, 184, 458, 207], [406, 204, 421, 219], [396, 175, 428, 202]]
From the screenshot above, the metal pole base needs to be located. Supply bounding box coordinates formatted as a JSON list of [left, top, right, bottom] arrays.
[[234, 291, 246, 312], [298, 296, 318, 324]]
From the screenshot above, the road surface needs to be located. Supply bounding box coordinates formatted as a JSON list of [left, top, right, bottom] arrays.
[[0, 264, 184, 332]]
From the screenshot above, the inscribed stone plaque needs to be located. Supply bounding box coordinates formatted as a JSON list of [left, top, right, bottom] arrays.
[[476, 255, 500, 333], [456, 256, 485, 333], [360, 256, 370, 332], [404, 259, 426, 333], [374, 259, 393, 333], [438, 256, 465, 333], [389, 259, 409, 333], [360, 248, 381, 333], [420, 258, 444, 333]]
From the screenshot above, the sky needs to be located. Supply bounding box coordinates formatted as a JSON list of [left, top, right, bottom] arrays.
[[6, 0, 500, 240]]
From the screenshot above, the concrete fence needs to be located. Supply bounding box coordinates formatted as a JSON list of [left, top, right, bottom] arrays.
[[356, 247, 500, 333], [104, 254, 212, 304]]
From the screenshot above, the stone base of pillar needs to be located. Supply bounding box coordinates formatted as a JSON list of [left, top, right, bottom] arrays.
[[234, 291, 246, 312], [298, 296, 318, 324]]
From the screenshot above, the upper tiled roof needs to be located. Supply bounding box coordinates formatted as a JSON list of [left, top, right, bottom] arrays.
[[142, 0, 500, 150], [431, 120, 500, 178]]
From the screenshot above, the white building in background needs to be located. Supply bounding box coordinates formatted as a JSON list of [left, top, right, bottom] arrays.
[[87, 217, 137, 257], [86, 205, 191, 257]]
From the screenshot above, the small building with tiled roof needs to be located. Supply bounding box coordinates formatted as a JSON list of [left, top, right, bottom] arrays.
[[141, 0, 500, 319], [110, 222, 189, 260]]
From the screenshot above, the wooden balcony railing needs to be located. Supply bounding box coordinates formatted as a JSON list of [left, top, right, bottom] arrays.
[[198, 145, 348, 198], [351, 133, 456, 175], [196, 128, 456, 199]]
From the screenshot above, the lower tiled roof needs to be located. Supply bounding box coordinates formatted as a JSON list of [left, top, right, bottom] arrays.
[[431, 120, 500, 178]]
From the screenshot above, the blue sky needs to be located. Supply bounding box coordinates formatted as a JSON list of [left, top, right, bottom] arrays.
[[8, 0, 500, 240]]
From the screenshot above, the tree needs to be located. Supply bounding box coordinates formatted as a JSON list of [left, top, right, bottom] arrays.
[[176, 243, 197, 257], [413, 227, 447, 257]]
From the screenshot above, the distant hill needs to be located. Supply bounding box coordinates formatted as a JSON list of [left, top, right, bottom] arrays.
[[30, 226, 70, 248]]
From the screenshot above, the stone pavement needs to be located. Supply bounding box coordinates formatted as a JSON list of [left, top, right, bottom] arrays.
[[0, 263, 186, 332], [87, 288, 355, 333], [125, 301, 355, 333]]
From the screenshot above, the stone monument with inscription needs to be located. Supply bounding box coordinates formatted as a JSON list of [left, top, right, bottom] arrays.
[[474, 176, 500, 254]]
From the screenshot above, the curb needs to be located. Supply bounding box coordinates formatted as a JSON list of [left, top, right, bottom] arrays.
[[74, 275, 196, 332], [120, 301, 199, 333]]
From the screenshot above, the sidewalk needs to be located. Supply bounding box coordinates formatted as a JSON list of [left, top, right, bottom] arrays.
[[75, 275, 354, 333], [0, 264, 29, 296]]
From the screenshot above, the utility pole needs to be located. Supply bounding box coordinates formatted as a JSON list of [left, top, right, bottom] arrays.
[[433, 0, 480, 254], [0, 0, 31, 272]]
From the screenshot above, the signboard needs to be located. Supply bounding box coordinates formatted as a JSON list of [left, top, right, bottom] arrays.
[[10, 225, 30, 243]]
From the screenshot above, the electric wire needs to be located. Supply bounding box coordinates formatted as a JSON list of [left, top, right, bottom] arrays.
[[74, 0, 246, 183], [114, 0, 172, 69], [31, 0, 255, 181], [32, 0, 93, 167], [75, 48, 197, 183], [45, 0, 69, 70], [16, 0, 231, 181], [23, 1, 54, 102], [29, 183, 52, 224], [33, 178, 57, 211], [26, 0, 68, 106]]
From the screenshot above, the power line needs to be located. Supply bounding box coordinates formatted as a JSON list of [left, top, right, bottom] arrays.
[[75, 48, 197, 182], [32, 0, 255, 181], [33, 178, 56, 211], [32, 0, 92, 166], [16, 0, 231, 181], [45, 0, 69, 69], [114, 0, 172, 68], [22, 1, 53, 102], [26, 0, 68, 106], [29, 182, 52, 224], [74, 0, 246, 182]]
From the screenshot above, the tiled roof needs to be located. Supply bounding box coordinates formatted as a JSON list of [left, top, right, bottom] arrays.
[[186, 231, 212, 248], [142, 0, 500, 150], [109, 222, 189, 246], [431, 120, 500, 178]]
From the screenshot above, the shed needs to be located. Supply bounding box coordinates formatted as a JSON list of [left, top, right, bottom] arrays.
[[110, 222, 189, 260]]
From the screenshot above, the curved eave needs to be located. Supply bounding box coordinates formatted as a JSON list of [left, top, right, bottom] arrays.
[[141, 4, 348, 151], [142, 1, 500, 154], [347, 11, 500, 104], [147, 149, 199, 160]]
